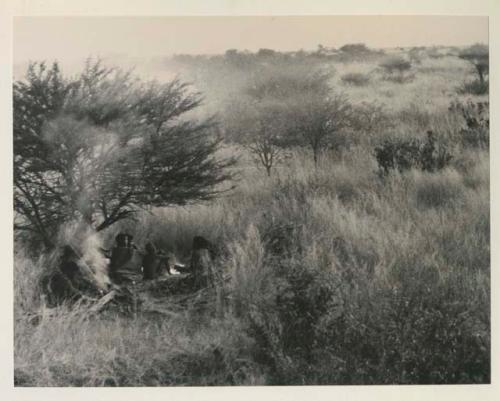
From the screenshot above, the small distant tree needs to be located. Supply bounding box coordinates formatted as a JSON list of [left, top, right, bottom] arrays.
[[225, 49, 238, 57], [226, 66, 351, 169], [14, 60, 234, 249], [249, 67, 352, 167], [459, 44, 489, 85], [408, 47, 424, 65], [350, 101, 393, 136], [243, 104, 289, 176], [380, 56, 412, 83], [288, 92, 352, 166], [338, 43, 383, 61], [225, 95, 288, 177], [339, 43, 371, 55], [257, 48, 277, 58]]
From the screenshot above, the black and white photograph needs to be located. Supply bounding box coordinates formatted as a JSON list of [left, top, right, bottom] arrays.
[[9, 8, 493, 391]]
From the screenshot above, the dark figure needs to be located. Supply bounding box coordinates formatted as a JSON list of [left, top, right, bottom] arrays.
[[190, 235, 220, 287], [109, 233, 142, 284], [115, 233, 127, 247], [143, 242, 173, 280], [42, 245, 95, 306], [193, 235, 220, 260], [192, 235, 210, 250], [60, 245, 80, 281], [125, 234, 138, 250], [142, 242, 161, 280]]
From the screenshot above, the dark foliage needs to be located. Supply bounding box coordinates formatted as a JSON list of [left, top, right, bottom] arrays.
[[379, 56, 414, 83], [375, 131, 453, 174], [449, 101, 489, 149], [341, 72, 371, 86], [338, 43, 385, 61], [458, 44, 489, 86]]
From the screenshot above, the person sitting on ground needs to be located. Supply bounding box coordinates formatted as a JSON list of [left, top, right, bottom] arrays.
[[109, 233, 142, 285], [43, 245, 98, 306], [142, 242, 173, 280], [142, 242, 160, 280]]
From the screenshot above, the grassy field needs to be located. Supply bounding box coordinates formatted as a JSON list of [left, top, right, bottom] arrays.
[[14, 47, 490, 385]]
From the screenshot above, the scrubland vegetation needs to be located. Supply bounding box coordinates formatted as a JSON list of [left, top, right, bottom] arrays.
[[14, 43, 489, 385]]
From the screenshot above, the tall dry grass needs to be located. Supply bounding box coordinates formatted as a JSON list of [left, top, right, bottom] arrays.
[[15, 140, 489, 384], [14, 49, 489, 385]]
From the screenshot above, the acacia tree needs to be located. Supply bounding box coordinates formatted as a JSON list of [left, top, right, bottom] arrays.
[[14, 60, 234, 249], [459, 44, 489, 85], [239, 67, 352, 168], [287, 91, 352, 166], [225, 98, 287, 177]]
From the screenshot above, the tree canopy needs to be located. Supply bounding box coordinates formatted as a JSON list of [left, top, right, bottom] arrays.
[[14, 60, 235, 249], [459, 43, 489, 84], [224, 66, 352, 169]]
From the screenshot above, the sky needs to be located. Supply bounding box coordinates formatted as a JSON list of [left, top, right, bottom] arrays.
[[14, 15, 488, 64]]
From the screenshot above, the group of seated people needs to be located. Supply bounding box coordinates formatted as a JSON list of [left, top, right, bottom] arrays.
[[45, 233, 215, 306], [107, 233, 182, 285]]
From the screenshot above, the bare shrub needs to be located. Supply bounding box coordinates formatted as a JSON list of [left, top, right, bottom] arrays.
[[349, 101, 393, 137], [225, 96, 290, 177]]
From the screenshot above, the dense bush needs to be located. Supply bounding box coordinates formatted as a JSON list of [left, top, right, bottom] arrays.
[[449, 101, 489, 148], [379, 56, 414, 83], [375, 131, 453, 174], [338, 43, 385, 62], [341, 72, 370, 86], [380, 56, 412, 74], [458, 79, 489, 95]]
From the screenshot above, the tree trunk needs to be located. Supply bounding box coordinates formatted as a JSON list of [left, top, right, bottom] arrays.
[[477, 65, 485, 85], [313, 148, 319, 168]]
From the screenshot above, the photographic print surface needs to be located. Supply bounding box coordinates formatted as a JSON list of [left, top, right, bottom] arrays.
[[13, 16, 489, 386]]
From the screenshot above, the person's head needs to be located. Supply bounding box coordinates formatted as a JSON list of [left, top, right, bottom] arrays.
[[125, 234, 134, 248], [193, 235, 211, 250], [115, 233, 127, 247], [145, 242, 156, 254]]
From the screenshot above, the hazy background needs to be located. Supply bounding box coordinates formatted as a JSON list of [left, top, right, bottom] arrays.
[[14, 15, 488, 79]]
